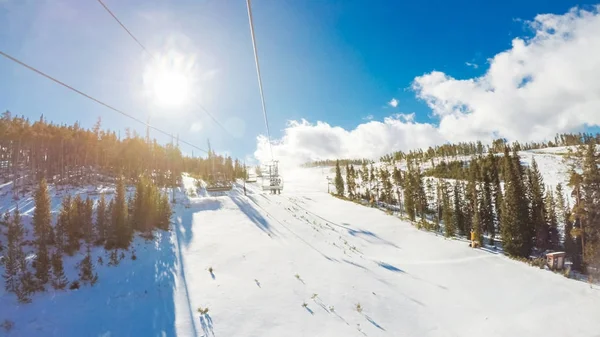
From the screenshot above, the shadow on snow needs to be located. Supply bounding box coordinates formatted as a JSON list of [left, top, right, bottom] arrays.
[[199, 314, 215, 337], [229, 195, 278, 237], [345, 226, 401, 250], [9, 230, 182, 337], [377, 261, 405, 273], [178, 198, 223, 247]]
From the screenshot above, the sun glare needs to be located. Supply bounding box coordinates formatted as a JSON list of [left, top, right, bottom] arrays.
[[152, 69, 190, 107], [143, 51, 196, 109]]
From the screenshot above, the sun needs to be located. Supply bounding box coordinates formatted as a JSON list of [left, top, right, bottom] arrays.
[[151, 69, 191, 108], [143, 51, 196, 109]]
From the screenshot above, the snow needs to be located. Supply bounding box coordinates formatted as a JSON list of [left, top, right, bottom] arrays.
[[1, 163, 600, 337]]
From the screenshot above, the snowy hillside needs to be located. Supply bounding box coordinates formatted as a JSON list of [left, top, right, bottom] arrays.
[[2, 164, 599, 337]]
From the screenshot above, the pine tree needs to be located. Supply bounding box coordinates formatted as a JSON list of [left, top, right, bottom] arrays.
[[513, 149, 533, 256], [334, 160, 344, 197], [369, 164, 376, 199], [404, 168, 416, 221], [452, 181, 465, 235], [157, 192, 172, 230], [557, 184, 576, 260], [487, 151, 503, 230], [527, 158, 548, 251], [581, 142, 600, 269], [34, 242, 50, 286], [435, 181, 442, 232], [392, 167, 403, 212], [54, 195, 70, 252], [380, 168, 393, 205], [464, 160, 479, 235], [132, 176, 147, 232], [568, 170, 585, 270], [112, 176, 130, 249], [3, 208, 25, 294], [32, 178, 53, 245], [501, 147, 532, 257], [472, 188, 482, 245], [82, 197, 94, 244], [32, 179, 52, 286], [51, 250, 68, 290], [78, 246, 98, 285], [414, 167, 428, 221], [345, 164, 353, 199], [480, 166, 495, 245], [66, 194, 82, 254], [441, 181, 454, 237], [544, 187, 559, 250], [95, 194, 107, 245], [361, 161, 369, 198], [105, 199, 116, 249]]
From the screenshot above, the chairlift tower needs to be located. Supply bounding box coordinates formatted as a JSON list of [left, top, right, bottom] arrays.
[[261, 160, 283, 194]]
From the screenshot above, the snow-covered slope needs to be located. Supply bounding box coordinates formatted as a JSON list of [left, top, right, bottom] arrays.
[[2, 168, 600, 337]]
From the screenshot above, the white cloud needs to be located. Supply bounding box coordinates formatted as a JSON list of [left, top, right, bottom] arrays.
[[363, 114, 374, 121], [254, 5, 600, 167], [465, 62, 479, 69], [254, 116, 444, 168], [388, 98, 399, 108], [413, 5, 600, 143]]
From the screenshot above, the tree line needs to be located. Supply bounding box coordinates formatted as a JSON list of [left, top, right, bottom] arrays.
[[0, 111, 245, 198], [303, 158, 373, 168], [333, 143, 600, 276], [380, 132, 600, 164], [1, 175, 172, 303]]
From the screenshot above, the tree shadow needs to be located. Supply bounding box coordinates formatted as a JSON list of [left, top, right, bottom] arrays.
[[343, 259, 367, 270], [229, 195, 278, 237], [346, 226, 401, 249], [377, 261, 405, 273], [178, 198, 223, 247], [365, 315, 385, 331], [11, 230, 182, 337], [304, 306, 314, 315], [199, 314, 215, 337]]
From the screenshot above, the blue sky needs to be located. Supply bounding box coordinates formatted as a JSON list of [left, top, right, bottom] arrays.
[[1, 0, 599, 163]]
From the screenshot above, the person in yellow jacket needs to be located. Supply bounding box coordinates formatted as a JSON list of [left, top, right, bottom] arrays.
[[470, 229, 480, 248]]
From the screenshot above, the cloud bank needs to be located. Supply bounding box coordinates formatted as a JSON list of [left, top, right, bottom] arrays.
[[255, 6, 600, 166]]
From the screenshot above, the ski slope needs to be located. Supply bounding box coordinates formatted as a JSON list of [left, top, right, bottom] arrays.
[[1, 167, 600, 337]]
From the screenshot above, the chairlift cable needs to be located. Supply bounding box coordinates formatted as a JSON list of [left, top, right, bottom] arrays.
[[0, 50, 208, 154], [245, 0, 275, 162]]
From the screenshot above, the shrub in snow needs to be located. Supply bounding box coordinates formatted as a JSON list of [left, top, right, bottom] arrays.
[[69, 280, 80, 290], [197, 306, 209, 315], [108, 250, 119, 266], [355, 303, 363, 313], [1, 320, 14, 332]]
